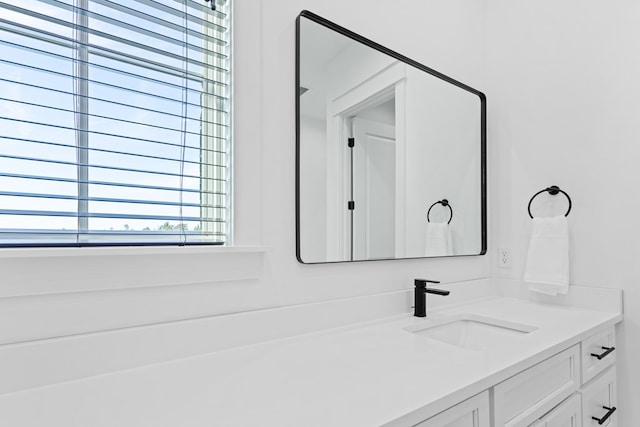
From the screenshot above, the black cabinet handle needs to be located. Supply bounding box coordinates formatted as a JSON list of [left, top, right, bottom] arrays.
[[590, 346, 615, 360], [592, 406, 616, 425]]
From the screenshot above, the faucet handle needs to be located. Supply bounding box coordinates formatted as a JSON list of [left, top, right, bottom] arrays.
[[414, 278, 440, 287]]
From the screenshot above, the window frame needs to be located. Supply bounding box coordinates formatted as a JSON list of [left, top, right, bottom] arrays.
[[0, 0, 233, 248]]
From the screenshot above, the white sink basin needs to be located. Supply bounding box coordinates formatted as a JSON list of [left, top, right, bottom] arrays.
[[405, 314, 537, 351]]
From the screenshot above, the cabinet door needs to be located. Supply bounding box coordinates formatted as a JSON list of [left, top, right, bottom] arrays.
[[539, 394, 581, 427], [580, 366, 617, 426], [415, 391, 490, 427]]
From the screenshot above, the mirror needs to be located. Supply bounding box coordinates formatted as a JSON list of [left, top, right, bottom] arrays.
[[296, 11, 486, 263]]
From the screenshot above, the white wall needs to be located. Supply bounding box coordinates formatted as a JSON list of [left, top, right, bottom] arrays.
[[486, 1, 640, 425], [0, 0, 489, 344]]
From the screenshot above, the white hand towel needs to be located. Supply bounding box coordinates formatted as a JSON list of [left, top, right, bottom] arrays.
[[425, 222, 453, 257], [524, 215, 570, 295]]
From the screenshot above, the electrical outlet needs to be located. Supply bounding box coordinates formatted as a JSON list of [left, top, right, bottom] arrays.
[[498, 248, 512, 268]]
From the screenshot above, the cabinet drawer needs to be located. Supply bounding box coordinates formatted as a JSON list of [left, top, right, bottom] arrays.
[[493, 345, 580, 427], [415, 391, 490, 427], [581, 327, 616, 384], [580, 366, 617, 426], [529, 393, 581, 427]]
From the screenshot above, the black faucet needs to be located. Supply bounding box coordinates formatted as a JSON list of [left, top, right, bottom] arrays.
[[414, 279, 450, 317]]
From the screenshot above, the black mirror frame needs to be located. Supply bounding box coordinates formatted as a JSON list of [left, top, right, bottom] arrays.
[[295, 10, 487, 263]]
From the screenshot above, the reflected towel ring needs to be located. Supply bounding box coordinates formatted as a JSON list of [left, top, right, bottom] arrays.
[[427, 199, 453, 224], [527, 185, 572, 218]]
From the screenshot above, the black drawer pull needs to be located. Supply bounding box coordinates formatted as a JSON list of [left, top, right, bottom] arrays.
[[591, 346, 615, 360], [592, 406, 616, 425]]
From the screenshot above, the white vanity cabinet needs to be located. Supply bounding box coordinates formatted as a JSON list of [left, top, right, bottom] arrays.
[[414, 391, 490, 427], [508, 327, 618, 427], [413, 326, 619, 427], [501, 327, 618, 427]]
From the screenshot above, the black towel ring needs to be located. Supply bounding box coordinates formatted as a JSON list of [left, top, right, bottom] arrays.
[[427, 199, 453, 224], [527, 185, 572, 218]]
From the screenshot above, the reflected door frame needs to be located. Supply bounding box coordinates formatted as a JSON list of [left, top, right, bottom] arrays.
[[326, 61, 407, 261]]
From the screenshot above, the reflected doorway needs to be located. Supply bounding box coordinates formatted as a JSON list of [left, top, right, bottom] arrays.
[[347, 98, 396, 260]]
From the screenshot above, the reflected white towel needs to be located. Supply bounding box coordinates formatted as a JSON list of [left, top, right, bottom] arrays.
[[524, 215, 569, 295], [425, 223, 453, 257]]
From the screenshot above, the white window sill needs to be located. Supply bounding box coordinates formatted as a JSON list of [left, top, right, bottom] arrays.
[[0, 246, 266, 298], [0, 245, 265, 259]]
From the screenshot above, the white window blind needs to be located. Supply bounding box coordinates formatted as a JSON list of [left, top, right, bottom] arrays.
[[0, 0, 231, 246]]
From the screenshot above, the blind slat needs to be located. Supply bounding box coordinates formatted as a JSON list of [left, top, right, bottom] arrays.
[[0, 172, 228, 196], [0, 230, 225, 236], [0, 242, 225, 248], [0, 153, 225, 181], [1, 117, 228, 153], [1, 133, 227, 165], [0, 209, 224, 223], [0, 191, 226, 209]]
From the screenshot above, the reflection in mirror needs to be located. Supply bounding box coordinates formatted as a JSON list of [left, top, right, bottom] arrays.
[[296, 11, 486, 263]]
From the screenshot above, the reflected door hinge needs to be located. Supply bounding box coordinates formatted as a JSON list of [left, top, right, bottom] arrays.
[[348, 137, 355, 148], [348, 201, 355, 210]]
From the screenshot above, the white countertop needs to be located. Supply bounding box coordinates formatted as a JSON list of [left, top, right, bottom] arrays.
[[0, 296, 622, 427]]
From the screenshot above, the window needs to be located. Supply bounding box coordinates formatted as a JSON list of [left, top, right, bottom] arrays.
[[0, 0, 231, 247]]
